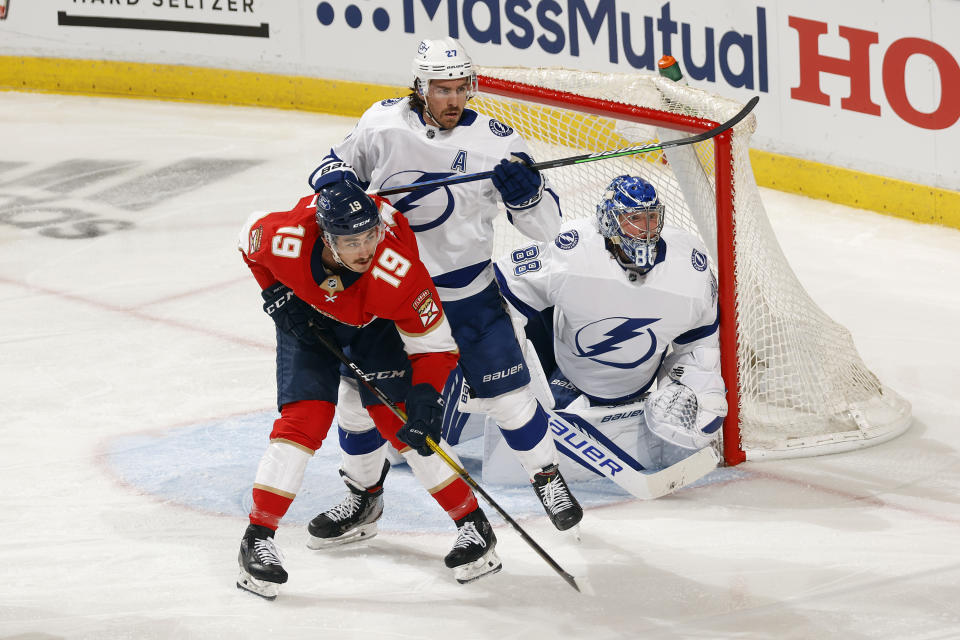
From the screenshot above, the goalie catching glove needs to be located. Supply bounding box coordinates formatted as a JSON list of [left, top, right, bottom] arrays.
[[397, 383, 445, 456], [261, 282, 324, 346], [643, 346, 727, 450], [492, 152, 544, 210]]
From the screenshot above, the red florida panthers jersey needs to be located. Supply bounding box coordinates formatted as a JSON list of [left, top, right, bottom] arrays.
[[238, 193, 458, 391]]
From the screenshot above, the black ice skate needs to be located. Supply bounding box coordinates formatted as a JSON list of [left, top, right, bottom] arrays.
[[306, 461, 387, 550], [444, 508, 502, 584], [236, 524, 288, 600], [532, 463, 583, 531]]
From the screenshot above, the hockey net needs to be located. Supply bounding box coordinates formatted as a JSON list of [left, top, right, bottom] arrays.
[[472, 67, 911, 464]]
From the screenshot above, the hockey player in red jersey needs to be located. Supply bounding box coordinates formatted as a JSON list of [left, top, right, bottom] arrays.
[[235, 181, 500, 599]]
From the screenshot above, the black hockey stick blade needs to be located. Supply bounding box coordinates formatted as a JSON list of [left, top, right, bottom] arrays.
[[375, 96, 759, 197], [308, 323, 582, 592]]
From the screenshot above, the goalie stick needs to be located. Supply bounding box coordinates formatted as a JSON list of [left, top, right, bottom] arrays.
[[376, 96, 759, 197], [548, 410, 720, 500], [308, 322, 582, 593]]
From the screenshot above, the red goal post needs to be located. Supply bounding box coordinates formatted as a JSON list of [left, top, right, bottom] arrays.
[[472, 67, 911, 465]]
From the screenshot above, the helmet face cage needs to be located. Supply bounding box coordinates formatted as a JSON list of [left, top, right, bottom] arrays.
[[412, 37, 478, 101], [314, 181, 384, 268], [595, 175, 665, 273]]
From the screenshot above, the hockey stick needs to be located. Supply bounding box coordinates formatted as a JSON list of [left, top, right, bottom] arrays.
[[548, 410, 720, 499], [376, 96, 759, 197], [308, 324, 582, 593]]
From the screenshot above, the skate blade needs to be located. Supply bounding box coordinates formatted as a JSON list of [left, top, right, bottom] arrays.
[[452, 549, 502, 585], [306, 523, 378, 550], [236, 569, 281, 600]]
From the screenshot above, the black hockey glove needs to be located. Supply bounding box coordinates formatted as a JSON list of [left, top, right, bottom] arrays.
[[492, 152, 543, 209], [261, 282, 321, 345], [397, 383, 445, 456]]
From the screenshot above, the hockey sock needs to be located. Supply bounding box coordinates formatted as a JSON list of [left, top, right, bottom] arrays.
[[248, 400, 336, 529], [431, 477, 479, 521], [498, 403, 558, 477]]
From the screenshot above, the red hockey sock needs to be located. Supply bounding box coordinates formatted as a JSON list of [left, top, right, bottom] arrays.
[[249, 487, 293, 530], [432, 478, 479, 522]]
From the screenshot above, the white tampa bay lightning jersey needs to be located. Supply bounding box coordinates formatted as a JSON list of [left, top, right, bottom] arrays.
[[494, 218, 719, 403], [312, 97, 562, 301]]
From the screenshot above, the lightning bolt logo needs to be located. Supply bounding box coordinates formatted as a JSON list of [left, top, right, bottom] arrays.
[[574, 317, 659, 369], [380, 171, 456, 232]]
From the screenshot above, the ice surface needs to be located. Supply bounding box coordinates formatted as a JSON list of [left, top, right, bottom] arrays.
[[1, 92, 959, 639]]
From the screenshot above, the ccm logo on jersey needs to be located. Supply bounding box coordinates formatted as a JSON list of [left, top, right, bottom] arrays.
[[549, 418, 624, 476], [482, 363, 524, 383]]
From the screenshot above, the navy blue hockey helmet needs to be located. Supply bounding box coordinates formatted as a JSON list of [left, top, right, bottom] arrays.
[[314, 180, 381, 237], [315, 181, 384, 268], [596, 174, 665, 274]]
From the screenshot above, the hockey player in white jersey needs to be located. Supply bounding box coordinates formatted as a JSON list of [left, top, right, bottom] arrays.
[[493, 174, 727, 470], [308, 37, 583, 532]]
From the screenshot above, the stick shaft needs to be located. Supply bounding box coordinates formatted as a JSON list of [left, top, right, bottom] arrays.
[[375, 96, 758, 197], [309, 325, 581, 592]]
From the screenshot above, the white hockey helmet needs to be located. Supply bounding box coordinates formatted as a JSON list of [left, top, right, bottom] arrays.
[[411, 37, 478, 99]]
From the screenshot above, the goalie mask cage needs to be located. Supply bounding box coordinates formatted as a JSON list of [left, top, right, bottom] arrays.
[[472, 67, 911, 465]]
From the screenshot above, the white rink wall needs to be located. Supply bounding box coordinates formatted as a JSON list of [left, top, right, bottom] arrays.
[[1, 0, 958, 192]]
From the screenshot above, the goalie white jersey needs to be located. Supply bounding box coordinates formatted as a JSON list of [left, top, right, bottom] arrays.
[[311, 97, 562, 301], [494, 218, 720, 404]]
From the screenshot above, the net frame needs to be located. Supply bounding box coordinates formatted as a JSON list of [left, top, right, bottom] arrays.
[[472, 67, 912, 465]]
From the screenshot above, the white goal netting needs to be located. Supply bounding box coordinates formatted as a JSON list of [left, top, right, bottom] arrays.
[[472, 66, 911, 463]]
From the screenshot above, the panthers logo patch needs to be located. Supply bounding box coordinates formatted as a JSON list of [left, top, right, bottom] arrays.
[[413, 289, 440, 327], [248, 226, 262, 254], [489, 119, 514, 137]]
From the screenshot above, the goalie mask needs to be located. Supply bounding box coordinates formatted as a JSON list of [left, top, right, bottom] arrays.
[[411, 37, 478, 101], [315, 181, 384, 271], [596, 174, 665, 274]]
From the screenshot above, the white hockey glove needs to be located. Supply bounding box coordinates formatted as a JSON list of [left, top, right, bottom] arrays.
[[644, 346, 727, 450]]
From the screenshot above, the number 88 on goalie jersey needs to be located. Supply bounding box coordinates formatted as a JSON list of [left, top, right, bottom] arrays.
[[493, 218, 720, 405]]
